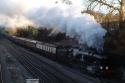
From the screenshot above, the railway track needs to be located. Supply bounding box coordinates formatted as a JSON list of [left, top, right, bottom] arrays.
[[0, 64, 3, 83], [15, 51, 64, 83], [5, 39, 76, 83]]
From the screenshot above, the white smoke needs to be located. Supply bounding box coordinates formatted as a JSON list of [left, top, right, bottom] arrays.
[[0, 0, 106, 50], [27, 3, 106, 50]]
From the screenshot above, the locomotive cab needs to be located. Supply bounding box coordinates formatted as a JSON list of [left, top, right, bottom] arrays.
[[56, 45, 72, 62]]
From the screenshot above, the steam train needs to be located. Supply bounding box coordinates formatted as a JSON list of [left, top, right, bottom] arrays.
[[8, 36, 116, 77]]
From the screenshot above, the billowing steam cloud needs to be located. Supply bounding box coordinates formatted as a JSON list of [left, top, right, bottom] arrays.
[[27, 4, 106, 50], [0, 0, 106, 50]]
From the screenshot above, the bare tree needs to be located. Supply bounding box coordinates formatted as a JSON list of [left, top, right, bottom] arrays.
[[87, 0, 125, 29]]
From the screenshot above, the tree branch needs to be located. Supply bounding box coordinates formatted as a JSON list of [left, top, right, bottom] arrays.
[[88, 0, 119, 10]]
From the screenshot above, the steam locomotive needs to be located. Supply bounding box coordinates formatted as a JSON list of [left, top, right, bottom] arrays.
[[8, 36, 115, 77]]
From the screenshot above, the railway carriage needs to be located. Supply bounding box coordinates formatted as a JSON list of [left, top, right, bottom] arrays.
[[12, 36, 37, 49], [36, 42, 72, 62], [36, 42, 56, 54], [35, 41, 57, 59]]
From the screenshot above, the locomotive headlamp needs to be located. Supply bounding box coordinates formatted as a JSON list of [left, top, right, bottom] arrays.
[[100, 66, 103, 70], [105, 66, 109, 70]]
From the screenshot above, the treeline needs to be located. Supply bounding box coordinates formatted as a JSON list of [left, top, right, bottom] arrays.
[[102, 21, 125, 56], [15, 26, 66, 43]]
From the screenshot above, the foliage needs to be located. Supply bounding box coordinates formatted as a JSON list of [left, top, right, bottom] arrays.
[[15, 26, 66, 43], [16, 26, 38, 39], [104, 28, 125, 56]]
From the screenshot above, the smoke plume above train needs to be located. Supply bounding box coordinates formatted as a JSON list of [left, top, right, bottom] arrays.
[[0, 0, 106, 50]]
